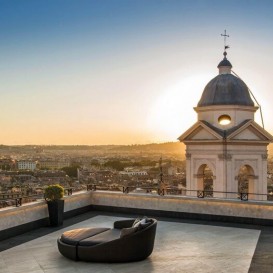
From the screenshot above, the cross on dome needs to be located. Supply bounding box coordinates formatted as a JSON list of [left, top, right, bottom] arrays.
[[218, 30, 232, 72], [221, 29, 230, 52]]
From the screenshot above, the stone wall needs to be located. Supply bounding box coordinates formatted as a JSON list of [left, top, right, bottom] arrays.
[[2, 190, 273, 233], [0, 191, 92, 232], [91, 191, 273, 220]]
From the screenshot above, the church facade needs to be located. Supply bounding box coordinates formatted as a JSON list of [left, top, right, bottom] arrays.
[[179, 52, 273, 200]]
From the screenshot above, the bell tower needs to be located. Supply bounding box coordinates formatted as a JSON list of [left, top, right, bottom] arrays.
[[179, 38, 273, 200]]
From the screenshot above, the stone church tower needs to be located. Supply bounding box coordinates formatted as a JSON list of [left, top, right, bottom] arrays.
[[179, 51, 273, 200]]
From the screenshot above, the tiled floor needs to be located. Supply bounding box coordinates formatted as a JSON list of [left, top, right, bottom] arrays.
[[0, 215, 261, 273]]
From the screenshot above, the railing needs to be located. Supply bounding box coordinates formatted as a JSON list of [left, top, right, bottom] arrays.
[[120, 186, 177, 196], [64, 187, 73, 196], [87, 184, 96, 191], [1, 184, 273, 209], [2, 198, 22, 207], [196, 190, 249, 201], [0, 193, 23, 208], [86, 184, 183, 197], [0, 193, 22, 199], [86, 184, 272, 202], [0, 187, 80, 209]]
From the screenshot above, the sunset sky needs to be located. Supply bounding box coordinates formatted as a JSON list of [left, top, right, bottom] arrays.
[[1, 0, 273, 145]]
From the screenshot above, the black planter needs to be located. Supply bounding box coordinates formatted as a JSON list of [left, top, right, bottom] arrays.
[[47, 199, 64, 227]]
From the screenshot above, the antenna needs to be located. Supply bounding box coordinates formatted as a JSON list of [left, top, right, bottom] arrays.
[[231, 70, 265, 129], [159, 156, 163, 184]]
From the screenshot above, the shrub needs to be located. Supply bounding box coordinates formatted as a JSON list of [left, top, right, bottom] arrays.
[[44, 184, 64, 201]]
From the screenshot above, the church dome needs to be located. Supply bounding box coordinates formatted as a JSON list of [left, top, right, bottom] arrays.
[[197, 53, 255, 107]]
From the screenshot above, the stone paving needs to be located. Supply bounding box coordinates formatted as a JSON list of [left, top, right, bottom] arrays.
[[0, 215, 260, 273]]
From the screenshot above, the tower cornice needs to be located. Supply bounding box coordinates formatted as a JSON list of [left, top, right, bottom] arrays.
[[194, 105, 259, 113]]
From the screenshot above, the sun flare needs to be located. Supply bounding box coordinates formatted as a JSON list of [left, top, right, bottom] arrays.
[[146, 74, 212, 141]]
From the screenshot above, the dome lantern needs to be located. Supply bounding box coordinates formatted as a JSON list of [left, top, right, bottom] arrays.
[[217, 51, 232, 74]]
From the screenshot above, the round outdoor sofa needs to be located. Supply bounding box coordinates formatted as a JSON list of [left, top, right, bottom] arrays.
[[57, 218, 157, 263]]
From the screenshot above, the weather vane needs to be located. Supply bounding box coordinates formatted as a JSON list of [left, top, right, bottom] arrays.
[[221, 30, 230, 51]]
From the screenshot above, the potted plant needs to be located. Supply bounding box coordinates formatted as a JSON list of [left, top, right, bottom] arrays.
[[44, 184, 64, 226]]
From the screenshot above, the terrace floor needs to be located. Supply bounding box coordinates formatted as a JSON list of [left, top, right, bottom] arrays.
[[0, 211, 273, 273]]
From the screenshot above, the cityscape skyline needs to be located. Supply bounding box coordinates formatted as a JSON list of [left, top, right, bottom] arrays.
[[1, 0, 273, 145]]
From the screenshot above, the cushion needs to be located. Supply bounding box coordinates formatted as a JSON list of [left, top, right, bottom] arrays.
[[132, 217, 153, 230], [132, 218, 141, 227], [120, 226, 138, 238], [78, 229, 121, 246], [61, 227, 110, 246], [132, 218, 146, 227]]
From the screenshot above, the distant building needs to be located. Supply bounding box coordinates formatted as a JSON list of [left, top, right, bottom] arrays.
[[13, 174, 35, 183], [77, 168, 95, 182], [17, 160, 37, 171], [0, 158, 15, 170], [119, 170, 148, 176], [38, 159, 70, 169]]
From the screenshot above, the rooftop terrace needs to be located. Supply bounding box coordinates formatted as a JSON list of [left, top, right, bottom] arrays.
[[1, 191, 273, 272]]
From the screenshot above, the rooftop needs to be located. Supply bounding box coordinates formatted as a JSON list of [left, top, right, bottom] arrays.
[[1, 209, 273, 273]]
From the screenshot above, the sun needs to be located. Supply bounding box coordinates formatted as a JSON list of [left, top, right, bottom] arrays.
[[146, 74, 212, 141]]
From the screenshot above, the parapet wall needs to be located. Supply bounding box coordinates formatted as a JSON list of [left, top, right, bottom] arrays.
[[91, 191, 273, 223], [0, 191, 92, 233], [2, 190, 273, 236]]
